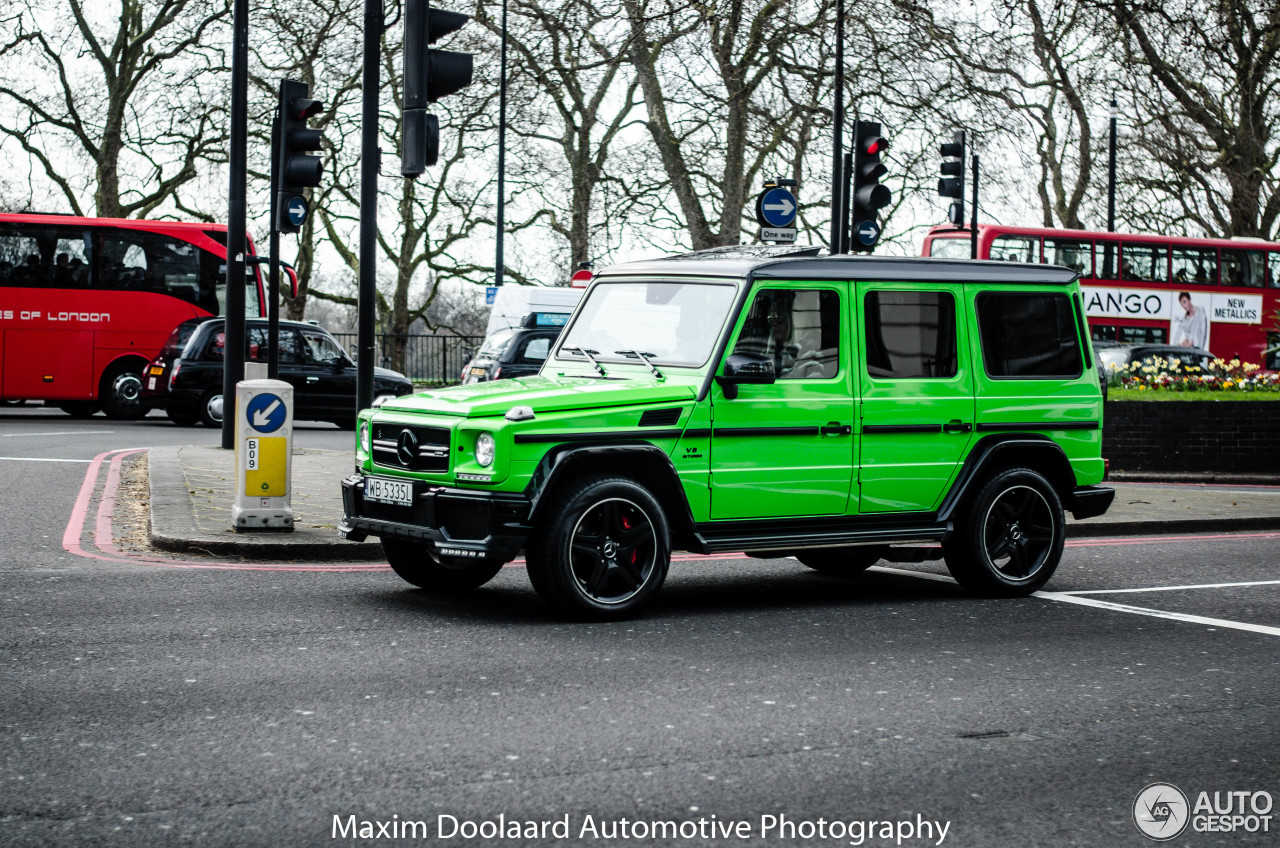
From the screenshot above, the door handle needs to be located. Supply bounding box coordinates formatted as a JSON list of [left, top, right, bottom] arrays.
[[820, 422, 852, 436], [943, 420, 972, 433], [307, 376, 319, 382]]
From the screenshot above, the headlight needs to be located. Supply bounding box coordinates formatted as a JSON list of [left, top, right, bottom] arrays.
[[475, 432, 496, 467], [359, 421, 371, 454]]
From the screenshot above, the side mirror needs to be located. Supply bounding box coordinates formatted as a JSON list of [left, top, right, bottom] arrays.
[[715, 351, 775, 399]]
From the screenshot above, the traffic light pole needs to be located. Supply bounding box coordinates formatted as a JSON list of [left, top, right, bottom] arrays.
[[970, 154, 979, 260], [222, 0, 249, 450], [268, 110, 281, 381], [828, 0, 844, 252], [357, 0, 384, 415], [495, 0, 508, 286], [1107, 97, 1118, 233]]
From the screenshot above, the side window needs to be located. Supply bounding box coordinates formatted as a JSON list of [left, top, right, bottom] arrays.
[[977, 292, 1083, 379], [1270, 252, 1280, 289], [990, 235, 1038, 263], [1221, 249, 1264, 288], [245, 326, 301, 364], [1171, 247, 1217, 285], [1121, 243, 1167, 282], [1043, 238, 1091, 276], [1096, 241, 1119, 279], [864, 290, 958, 379], [0, 226, 90, 287], [519, 336, 551, 363], [98, 228, 202, 302], [927, 237, 970, 259], [301, 331, 344, 365], [731, 288, 840, 380]]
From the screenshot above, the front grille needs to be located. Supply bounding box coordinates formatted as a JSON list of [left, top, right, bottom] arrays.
[[372, 423, 451, 472]]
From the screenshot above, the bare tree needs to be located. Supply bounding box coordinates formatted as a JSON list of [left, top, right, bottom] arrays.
[[0, 0, 231, 218], [1100, 0, 1280, 238]]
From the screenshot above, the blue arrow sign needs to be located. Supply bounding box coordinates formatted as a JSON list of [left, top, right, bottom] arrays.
[[285, 196, 308, 228], [485, 286, 499, 305], [855, 219, 881, 247], [757, 187, 797, 228], [245, 392, 287, 434]]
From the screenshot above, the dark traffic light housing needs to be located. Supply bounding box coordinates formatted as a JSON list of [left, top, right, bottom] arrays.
[[402, 0, 474, 178], [273, 78, 324, 234], [849, 120, 891, 250], [938, 130, 966, 227]]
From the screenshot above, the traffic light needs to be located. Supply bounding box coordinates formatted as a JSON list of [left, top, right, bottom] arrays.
[[273, 78, 324, 234], [938, 130, 965, 227], [402, 0, 473, 178], [849, 120, 891, 250]]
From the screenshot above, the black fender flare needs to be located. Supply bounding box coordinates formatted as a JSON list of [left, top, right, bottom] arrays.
[[525, 443, 697, 540], [937, 434, 1078, 522]]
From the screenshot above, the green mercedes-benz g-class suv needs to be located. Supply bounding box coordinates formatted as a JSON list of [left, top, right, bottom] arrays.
[[341, 247, 1114, 619]]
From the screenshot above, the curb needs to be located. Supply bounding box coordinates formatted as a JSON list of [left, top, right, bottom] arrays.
[[1065, 516, 1280, 537], [147, 446, 384, 562], [1108, 471, 1280, 486]]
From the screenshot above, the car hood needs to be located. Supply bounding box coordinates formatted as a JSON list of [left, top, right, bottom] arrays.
[[377, 374, 698, 418], [373, 365, 410, 382]]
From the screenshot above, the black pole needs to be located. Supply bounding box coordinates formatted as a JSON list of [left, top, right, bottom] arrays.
[[970, 154, 979, 260], [1107, 96, 1118, 233], [222, 0, 249, 450], [357, 0, 383, 415], [828, 0, 843, 251], [840, 151, 853, 254], [495, 0, 507, 286], [268, 109, 281, 380]]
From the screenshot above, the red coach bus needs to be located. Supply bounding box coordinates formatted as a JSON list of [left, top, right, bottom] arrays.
[[0, 213, 267, 418], [922, 224, 1280, 369]]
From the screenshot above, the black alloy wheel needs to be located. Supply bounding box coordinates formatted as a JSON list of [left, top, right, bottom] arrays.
[[943, 467, 1065, 596], [526, 476, 670, 620], [382, 538, 504, 592]]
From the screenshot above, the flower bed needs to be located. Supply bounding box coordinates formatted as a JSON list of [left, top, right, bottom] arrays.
[[1107, 357, 1280, 394]]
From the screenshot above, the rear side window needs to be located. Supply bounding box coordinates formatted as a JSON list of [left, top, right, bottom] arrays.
[[976, 292, 1083, 378], [864, 291, 957, 379]]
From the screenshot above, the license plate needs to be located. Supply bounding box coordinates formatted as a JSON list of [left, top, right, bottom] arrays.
[[365, 476, 413, 506], [149, 366, 164, 376], [469, 367, 486, 376]]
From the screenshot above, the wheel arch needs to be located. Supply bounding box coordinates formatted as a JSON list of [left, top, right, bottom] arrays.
[[526, 443, 697, 545], [937, 435, 1077, 523]]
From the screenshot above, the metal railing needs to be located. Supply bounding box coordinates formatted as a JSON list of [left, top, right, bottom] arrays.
[[332, 333, 484, 385]]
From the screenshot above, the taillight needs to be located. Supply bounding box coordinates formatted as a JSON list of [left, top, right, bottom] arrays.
[[169, 361, 182, 390], [492, 365, 501, 380]]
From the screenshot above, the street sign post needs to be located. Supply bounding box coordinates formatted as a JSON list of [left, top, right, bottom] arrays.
[[233, 379, 295, 532], [756, 186, 797, 244]]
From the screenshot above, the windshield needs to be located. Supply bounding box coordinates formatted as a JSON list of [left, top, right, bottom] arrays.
[[556, 280, 738, 367]]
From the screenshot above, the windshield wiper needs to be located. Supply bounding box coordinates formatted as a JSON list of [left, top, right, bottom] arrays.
[[561, 346, 606, 377], [615, 349, 663, 380]]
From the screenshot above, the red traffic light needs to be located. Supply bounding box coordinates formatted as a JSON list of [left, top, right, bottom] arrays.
[[863, 136, 887, 155]]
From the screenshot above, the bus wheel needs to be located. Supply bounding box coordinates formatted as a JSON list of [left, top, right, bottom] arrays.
[[199, 391, 224, 428], [99, 359, 148, 420]]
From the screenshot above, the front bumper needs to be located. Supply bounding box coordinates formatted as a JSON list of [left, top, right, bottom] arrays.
[[339, 474, 532, 562]]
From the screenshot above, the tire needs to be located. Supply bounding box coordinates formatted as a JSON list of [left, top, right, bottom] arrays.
[[525, 476, 671, 620], [943, 467, 1065, 596], [58, 401, 96, 418], [167, 406, 200, 427], [382, 538, 504, 592], [99, 359, 148, 420], [796, 545, 886, 576], [198, 391, 224, 428]]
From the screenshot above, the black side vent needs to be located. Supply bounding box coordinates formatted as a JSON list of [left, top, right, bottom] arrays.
[[639, 407, 682, 427]]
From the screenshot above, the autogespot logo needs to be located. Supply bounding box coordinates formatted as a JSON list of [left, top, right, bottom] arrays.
[[1134, 783, 1191, 841]]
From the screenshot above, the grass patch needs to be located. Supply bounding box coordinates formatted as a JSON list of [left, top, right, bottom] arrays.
[[1107, 388, 1280, 401]]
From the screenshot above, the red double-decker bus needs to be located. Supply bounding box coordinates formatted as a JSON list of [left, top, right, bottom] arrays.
[[922, 224, 1280, 369], [0, 213, 267, 418]]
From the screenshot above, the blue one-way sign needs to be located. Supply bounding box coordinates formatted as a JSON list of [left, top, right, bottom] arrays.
[[246, 393, 287, 433], [756, 187, 797, 228]]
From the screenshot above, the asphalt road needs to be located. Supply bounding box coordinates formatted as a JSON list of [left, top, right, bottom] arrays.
[[2, 407, 1278, 847]]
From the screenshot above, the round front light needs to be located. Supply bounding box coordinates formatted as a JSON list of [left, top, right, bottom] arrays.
[[359, 421, 371, 454], [475, 432, 496, 467]]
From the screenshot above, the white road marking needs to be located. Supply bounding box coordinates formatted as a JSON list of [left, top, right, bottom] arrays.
[[0, 456, 93, 463], [2, 431, 115, 438], [1064, 579, 1280, 596], [873, 566, 1280, 638], [1034, 591, 1280, 638]]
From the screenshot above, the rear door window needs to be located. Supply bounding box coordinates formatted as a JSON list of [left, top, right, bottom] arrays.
[[863, 290, 957, 379], [976, 292, 1083, 378]]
